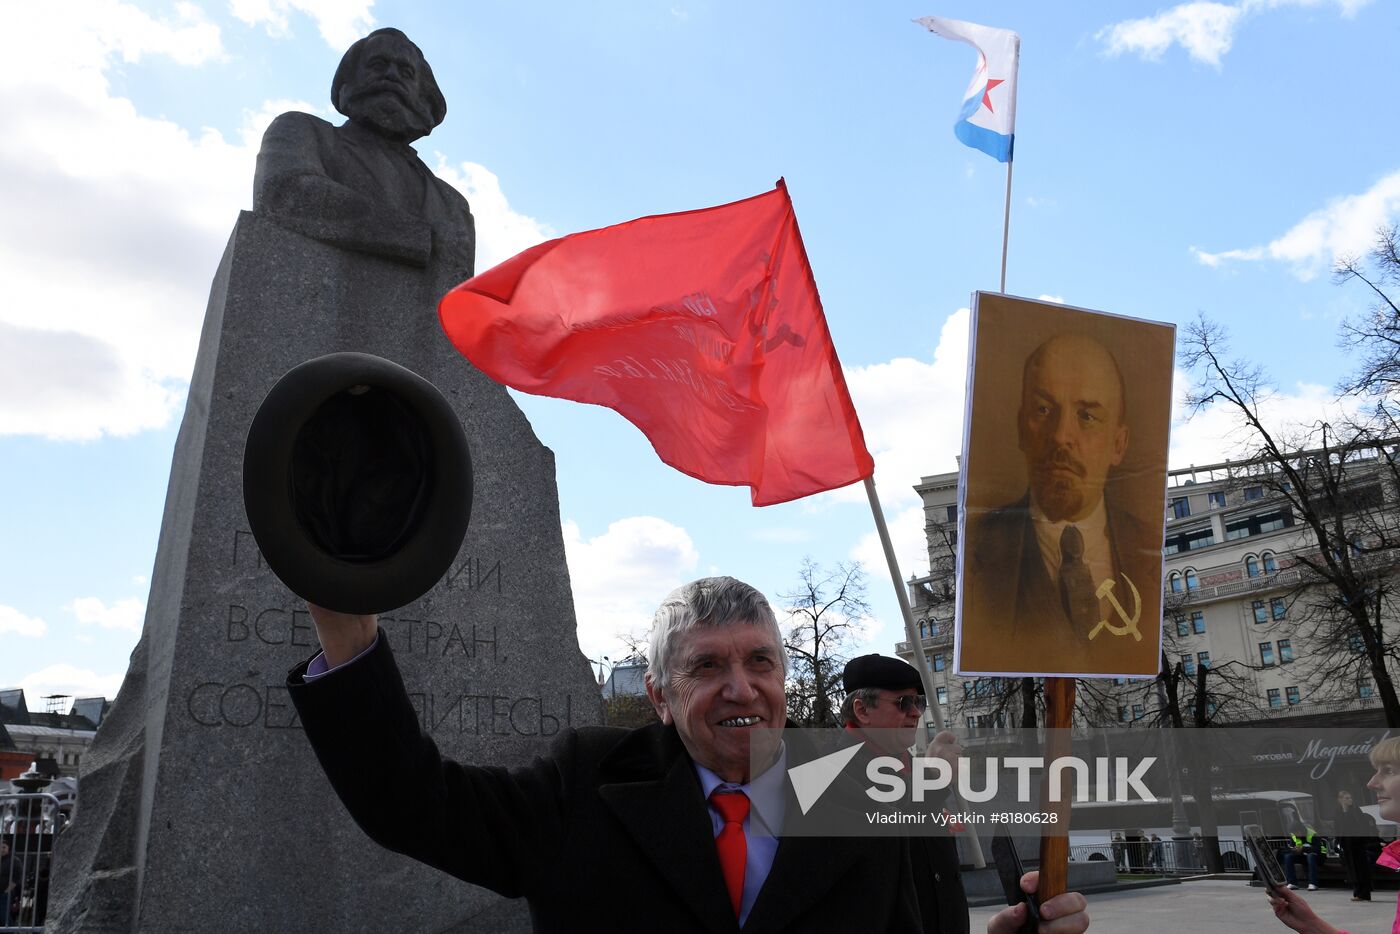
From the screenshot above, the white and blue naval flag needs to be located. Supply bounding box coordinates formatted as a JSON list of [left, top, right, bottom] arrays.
[[916, 15, 1020, 163]]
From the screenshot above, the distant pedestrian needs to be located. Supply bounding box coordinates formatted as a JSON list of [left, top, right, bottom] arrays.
[[0, 840, 15, 928], [1149, 834, 1164, 872], [1334, 790, 1376, 902], [1111, 833, 1126, 872]]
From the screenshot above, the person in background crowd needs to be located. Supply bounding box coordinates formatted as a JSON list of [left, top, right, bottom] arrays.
[[1269, 736, 1400, 933], [1334, 789, 1377, 902]]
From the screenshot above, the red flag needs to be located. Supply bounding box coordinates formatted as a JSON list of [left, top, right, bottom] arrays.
[[438, 181, 873, 506]]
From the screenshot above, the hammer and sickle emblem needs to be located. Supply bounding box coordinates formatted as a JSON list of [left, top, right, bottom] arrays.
[[1088, 574, 1143, 641]]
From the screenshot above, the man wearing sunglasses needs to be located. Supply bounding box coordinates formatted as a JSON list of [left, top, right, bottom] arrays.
[[842, 654, 970, 934]]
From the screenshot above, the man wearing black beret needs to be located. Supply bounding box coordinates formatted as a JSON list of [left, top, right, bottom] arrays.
[[841, 654, 970, 934]]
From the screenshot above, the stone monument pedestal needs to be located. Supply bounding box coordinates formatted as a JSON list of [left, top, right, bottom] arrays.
[[47, 212, 601, 933]]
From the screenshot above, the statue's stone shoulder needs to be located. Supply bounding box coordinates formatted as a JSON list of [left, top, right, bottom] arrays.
[[252, 111, 337, 213]]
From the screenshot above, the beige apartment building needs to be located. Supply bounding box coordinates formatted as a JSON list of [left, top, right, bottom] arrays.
[[897, 450, 1399, 733]]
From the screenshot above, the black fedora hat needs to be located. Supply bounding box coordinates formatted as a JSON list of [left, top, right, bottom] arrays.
[[242, 352, 472, 614]]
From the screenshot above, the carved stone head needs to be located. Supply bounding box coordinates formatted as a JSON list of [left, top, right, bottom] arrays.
[[332, 28, 447, 143]]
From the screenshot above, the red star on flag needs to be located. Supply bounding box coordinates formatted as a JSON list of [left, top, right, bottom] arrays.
[[981, 78, 1004, 113]]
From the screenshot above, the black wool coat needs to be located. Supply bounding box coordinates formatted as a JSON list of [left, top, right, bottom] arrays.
[[288, 632, 925, 933]]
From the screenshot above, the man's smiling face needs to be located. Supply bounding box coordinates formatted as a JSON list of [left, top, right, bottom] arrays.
[[646, 622, 786, 782]]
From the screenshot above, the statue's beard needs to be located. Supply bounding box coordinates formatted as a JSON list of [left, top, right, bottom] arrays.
[[342, 85, 433, 142]]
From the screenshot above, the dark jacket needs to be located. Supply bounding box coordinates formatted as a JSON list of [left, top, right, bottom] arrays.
[[962, 494, 1161, 675], [842, 730, 969, 934], [288, 632, 923, 933]]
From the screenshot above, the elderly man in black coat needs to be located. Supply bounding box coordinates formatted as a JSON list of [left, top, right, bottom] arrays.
[[290, 577, 1089, 932]]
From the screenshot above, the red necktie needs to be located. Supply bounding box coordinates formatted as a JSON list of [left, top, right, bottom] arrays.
[[709, 790, 750, 917]]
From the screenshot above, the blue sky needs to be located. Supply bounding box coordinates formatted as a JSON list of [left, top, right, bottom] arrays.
[[3, 0, 1396, 701]]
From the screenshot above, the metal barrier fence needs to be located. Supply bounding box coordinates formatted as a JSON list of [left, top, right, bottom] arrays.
[[1, 792, 65, 933], [1068, 838, 1252, 875]]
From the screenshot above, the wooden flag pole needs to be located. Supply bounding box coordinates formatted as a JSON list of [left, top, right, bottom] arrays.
[[1037, 677, 1076, 903], [864, 475, 987, 868]]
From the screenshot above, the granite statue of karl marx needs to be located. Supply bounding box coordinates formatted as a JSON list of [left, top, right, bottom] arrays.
[[253, 27, 475, 277]]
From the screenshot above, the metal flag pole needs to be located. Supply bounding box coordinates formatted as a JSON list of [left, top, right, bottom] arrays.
[[864, 475, 987, 868], [999, 159, 1014, 294]]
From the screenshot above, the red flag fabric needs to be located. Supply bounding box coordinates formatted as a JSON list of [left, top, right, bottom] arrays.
[[437, 181, 874, 506]]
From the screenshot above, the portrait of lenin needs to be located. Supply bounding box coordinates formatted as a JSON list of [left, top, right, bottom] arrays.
[[956, 292, 1175, 678]]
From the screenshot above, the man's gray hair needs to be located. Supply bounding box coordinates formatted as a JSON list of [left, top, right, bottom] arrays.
[[646, 577, 785, 689], [839, 687, 881, 726]]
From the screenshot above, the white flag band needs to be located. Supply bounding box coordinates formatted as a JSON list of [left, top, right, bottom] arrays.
[[917, 15, 1020, 162]]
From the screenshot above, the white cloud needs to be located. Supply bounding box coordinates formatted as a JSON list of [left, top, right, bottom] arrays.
[[749, 527, 813, 544], [0, 322, 184, 440], [228, 0, 376, 48], [1098, 2, 1245, 66], [68, 596, 145, 632], [18, 663, 125, 702], [822, 309, 970, 519], [0, 606, 48, 639], [0, 5, 267, 441], [850, 503, 930, 592], [1192, 170, 1400, 279], [0, 5, 534, 442], [1098, 0, 1371, 66], [562, 516, 700, 660], [432, 159, 556, 272], [1169, 365, 1361, 467]]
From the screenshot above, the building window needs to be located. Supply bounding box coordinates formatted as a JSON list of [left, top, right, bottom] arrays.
[[1169, 572, 1183, 594], [1132, 704, 1145, 720], [1185, 570, 1200, 591], [1268, 688, 1282, 708], [1175, 616, 1189, 637], [1350, 633, 1366, 654], [1165, 529, 1215, 554], [1182, 654, 1196, 677], [1286, 686, 1301, 706], [1246, 556, 1260, 578], [933, 653, 946, 672], [1263, 552, 1278, 573], [967, 716, 977, 729], [1171, 497, 1191, 519], [1197, 651, 1211, 669], [1245, 486, 1264, 501], [1209, 491, 1227, 509], [1227, 511, 1295, 541], [1253, 601, 1268, 624], [1360, 680, 1375, 699], [1271, 598, 1287, 621], [936, 686, 948, 705], [1278, 639, 1293, 663], [1260, 642, 1275, 666], [1191, 611, 1206, 635], [945, 504, 958, 523], [1118, 705, 1129, 722]]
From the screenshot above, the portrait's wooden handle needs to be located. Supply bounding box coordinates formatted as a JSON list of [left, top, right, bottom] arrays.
[[1037, 676, 1076, 902]]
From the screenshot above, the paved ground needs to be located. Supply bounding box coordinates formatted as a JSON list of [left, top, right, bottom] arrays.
[[969, 879, 1396, 932]]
